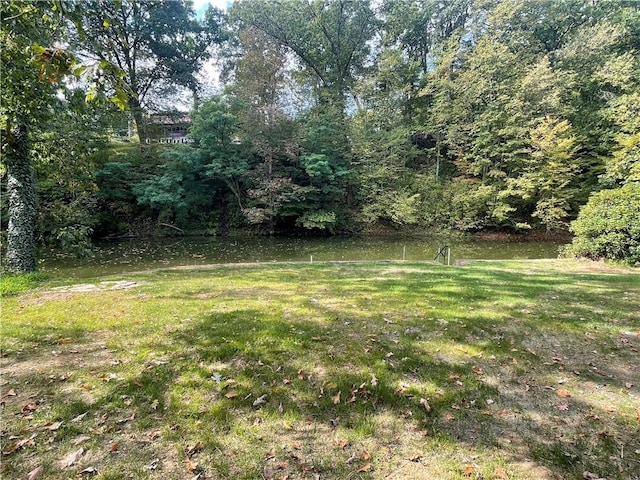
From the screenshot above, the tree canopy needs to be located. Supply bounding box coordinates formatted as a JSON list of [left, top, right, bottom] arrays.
[[2, 0, 640, 270]]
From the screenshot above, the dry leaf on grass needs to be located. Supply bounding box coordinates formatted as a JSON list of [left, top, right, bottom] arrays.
[[419, 398, 431, 412], [462, 465, 476, 476], [357, 463, 373, 473], [495, 466, 509, 479], [59, 447, 84, 469], [3, 433, 37, 455], [44, 421, 62, 431], [1, 389, 17, 400], [27, 466, 43, 480], [253, 394, 267, 406], [332, 391, 341, 404]]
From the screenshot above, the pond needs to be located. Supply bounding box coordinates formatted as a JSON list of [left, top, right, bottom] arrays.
[[39, 235, 568, 279]]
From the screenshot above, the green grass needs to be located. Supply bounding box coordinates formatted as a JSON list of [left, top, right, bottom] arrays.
[[0, 271, 50, 296], [1, 260, 639, 479]]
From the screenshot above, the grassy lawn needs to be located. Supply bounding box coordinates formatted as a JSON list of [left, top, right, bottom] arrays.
[[1, 260, 639, 479]]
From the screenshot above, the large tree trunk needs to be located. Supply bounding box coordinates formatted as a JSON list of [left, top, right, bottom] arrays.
[[5, 123, 38, 273]]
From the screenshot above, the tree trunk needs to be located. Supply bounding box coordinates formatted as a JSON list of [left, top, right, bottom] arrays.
[[5, 123, 38, 273], [129, 97, 148, 145]]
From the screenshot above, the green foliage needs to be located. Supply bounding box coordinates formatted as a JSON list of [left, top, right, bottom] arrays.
[[563, 182, 640, 265], [4, 0, 640, 242]]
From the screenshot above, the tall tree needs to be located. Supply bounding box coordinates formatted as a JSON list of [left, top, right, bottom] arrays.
[[1, 0, 74, 272], [234, 27, 308, 233], [70, 0, 224, 142], [231, 0, 377, 111]]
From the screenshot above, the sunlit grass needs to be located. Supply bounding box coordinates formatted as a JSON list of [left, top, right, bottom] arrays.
[[1, 260, 638, 479]]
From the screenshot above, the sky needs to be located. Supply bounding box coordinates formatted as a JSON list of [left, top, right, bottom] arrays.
[[193, 0, 232, 16]]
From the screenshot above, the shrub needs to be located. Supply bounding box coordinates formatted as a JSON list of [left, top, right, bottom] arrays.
[[563, 182, 640, 265]]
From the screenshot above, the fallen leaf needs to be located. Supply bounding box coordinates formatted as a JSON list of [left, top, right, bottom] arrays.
[[27, 466, 43, 480], [110, 442, 118, 452], [557, 389, 572, 398], [583, 472, 607, 480], [370, 374, 378, 387], [332, 391, 341, 404], [419, 398, 431, 412], [59, 447, 84, 469], [253, 394, 267, 406], [625, 382, 634, 389], [2, 433, 37, 455], [73, 435, 91, 445], [186, 458, 198, 472], [1, 389, 16, 399], [338, 439, 350, 449], [283, 376, 291, 385], [44, 422, 63, 431], [495, 466, 509, 479], [185, 442, 203, 457], [80, 466, 98, 475], [22, 403, 38, 413], [225, 391, 238, 399], [71, 412, 88, 423], [557, 403, 569, 412], [471, 366, 483, 376], [462, 465, 476, 476], [346, 453, 357, 464], [357, 463, 372, 473], [362, 450, 372, 461]]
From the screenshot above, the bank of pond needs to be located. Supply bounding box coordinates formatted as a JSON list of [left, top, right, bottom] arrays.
[[39, 234, 567, 279]]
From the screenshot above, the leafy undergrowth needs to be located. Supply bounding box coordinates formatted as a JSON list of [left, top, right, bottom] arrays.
[[1, 260, 638, 479]]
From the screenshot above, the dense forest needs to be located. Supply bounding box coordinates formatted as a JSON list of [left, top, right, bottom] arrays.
[[2, 0, 640, 271]]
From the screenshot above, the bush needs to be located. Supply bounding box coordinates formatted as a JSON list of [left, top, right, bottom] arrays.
[[563, 182, 640, 265]]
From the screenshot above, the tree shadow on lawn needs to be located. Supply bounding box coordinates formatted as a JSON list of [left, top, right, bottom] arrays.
[[1, 264, 638, 479], [171, 307, 638, 479]]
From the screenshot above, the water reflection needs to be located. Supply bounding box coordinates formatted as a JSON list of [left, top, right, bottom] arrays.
[[39, 235, 565, 279]]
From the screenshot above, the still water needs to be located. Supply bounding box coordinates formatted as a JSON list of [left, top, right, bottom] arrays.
[[39, 235, 566, 279]]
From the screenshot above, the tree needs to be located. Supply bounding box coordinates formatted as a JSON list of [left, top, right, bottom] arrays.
[[1, 1, 75, 272], [231, 28, 308, 233], [231, 0, 377, 111], [190, 94, 252, 213], [70, 0, 224, 143], [563, 182, 640, 265]]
